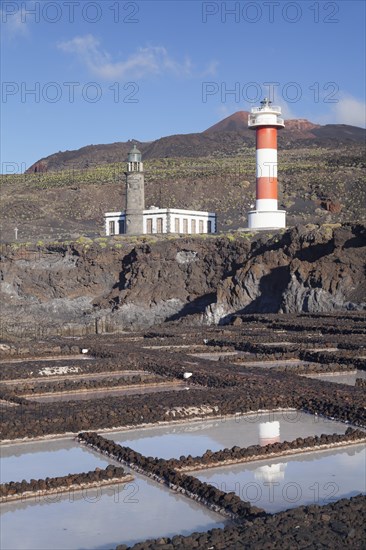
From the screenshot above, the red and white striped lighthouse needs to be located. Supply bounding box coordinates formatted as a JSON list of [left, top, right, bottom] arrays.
[[247, 98, 286, 229]]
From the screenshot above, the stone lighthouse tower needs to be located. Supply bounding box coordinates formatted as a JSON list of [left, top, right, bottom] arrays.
[[247, 98, 286, 229], [125, 144, 145, 235]]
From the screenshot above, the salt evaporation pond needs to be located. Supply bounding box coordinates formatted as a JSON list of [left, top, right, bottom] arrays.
[[303, 370, 366, 386], [1, 470, 225, 550], [194, 443, 366, 513], [105, 411, 350, 460], [190, 351, 243, 361], [2, 370, 153, 388], [0, 439, 112, 484], [29, 383, 190, 403], [238, 359, 308, 369], [0, 355, 93, 364]]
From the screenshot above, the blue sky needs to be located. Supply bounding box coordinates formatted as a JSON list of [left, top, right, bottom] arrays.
[[1, 0, 365, 172]]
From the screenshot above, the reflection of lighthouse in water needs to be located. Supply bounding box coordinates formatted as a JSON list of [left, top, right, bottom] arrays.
[[255, 420, 287, 482], [255, 462, 287, 482]]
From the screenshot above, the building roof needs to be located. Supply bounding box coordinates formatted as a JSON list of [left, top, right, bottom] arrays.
[[129, 144, 141, 155]]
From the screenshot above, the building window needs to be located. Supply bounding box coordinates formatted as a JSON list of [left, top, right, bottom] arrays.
[[199, 220, 204, 233], [208, 220, 212, 233], [109, 221, 115, 235], [175, 218, 180, 233], [146, 218, 153, 234], [191, 219, 196, 234], [118, 219, 125, 234], [183, 218, 188, 233], [157, 217, 163, 233]]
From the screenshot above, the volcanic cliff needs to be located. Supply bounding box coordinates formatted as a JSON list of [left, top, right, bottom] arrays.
[[1, 223, 364, 337]]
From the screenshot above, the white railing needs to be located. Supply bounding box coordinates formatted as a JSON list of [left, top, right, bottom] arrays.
[[250, 105, 282, 114]]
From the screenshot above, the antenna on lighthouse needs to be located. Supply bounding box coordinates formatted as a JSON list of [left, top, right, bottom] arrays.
[[260, 97, 272, 108]]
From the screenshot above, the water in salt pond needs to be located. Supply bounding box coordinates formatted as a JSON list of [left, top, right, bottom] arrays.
[[1, 469, 225, 550], [29, 383, 190, 403], [303, 370, 366, 386], [194, 443, 366, 513], [0, 411, 362, 549], [0, 439, 111, 484], [105, 411, 351, 460]]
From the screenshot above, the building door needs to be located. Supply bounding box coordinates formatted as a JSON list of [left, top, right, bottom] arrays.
[[157, 217, 163, 233], [183, 218, 188, 233], [118, 220, 125, 234], [109, 221, 115, 235], [199, 220, 204, 233], [175, 218, 180, 233], [191, 219, 196, 234], [208, 220, 212, 233], [146, 218, 153, 234]]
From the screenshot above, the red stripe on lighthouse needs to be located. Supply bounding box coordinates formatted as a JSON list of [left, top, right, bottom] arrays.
[[256, 127, 277, 149], [256, 177, 278, 200]]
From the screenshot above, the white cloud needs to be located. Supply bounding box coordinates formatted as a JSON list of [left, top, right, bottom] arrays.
[[313, 94, 366, 128], [332, 95, 366, 128], [58, 34, 217, 80]]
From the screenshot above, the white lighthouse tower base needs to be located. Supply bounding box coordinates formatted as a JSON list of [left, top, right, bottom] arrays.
[[248, 209, 286, 229]]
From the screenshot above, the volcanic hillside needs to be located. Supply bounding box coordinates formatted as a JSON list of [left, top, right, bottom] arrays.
[[1, 113, 365, 242], [26, 112, 365, 173]]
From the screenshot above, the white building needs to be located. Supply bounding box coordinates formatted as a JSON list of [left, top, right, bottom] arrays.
[[105, 145, 217, 236], [105, 206, 217, 236]]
